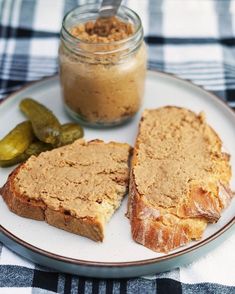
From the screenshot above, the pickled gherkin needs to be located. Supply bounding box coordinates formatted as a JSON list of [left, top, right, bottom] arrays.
[[20, 98, 61, 145], [0, 154, 27, 167], [59, 123, 84, 146], [0, 122, 84, 167], [0, 141, 52, 167], [0, 121, 34, 160], [25, 141, 53, 156], [0, 97, 84, 167]]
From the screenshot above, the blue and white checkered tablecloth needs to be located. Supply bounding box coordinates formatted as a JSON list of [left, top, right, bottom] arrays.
[[0, 0, 235, 293]]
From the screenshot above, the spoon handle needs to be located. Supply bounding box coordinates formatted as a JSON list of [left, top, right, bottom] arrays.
[[99, 0, 123, 18]]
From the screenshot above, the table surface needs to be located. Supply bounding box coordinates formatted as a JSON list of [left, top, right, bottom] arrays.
[[0, 0, 235, 293]]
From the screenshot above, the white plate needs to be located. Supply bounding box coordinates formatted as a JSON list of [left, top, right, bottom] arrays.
[[0, 71, 234, 278]]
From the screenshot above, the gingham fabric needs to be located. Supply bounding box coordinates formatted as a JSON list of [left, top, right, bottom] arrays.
[[0, 0, 235, 293]]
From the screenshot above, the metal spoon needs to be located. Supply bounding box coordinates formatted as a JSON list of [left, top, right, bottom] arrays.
[[98, 0, 123, 19]]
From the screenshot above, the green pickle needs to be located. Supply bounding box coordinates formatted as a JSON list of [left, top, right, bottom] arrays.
[[59, 123, 84, 146], [0, 154, 27, 167], [0, 123, 84, 167], [0, 97, 84, 167], [20, 98, 61, 145], [0, 121, 34, 161], [0, 141, 52, 167], [25, 141, 53, 156]]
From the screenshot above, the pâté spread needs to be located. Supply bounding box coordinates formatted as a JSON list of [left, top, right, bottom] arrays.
[[59, 5, 147, 126]]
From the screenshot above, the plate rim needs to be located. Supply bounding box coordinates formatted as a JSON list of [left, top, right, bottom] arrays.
[[0, 70, 234, 268]]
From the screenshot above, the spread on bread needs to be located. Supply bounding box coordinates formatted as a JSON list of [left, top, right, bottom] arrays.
[[128, 107, 233, 253], [0, 139, 132, 242]]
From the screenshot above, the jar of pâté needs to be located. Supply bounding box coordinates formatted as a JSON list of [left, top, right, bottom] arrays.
[[59, 4, 147, 127]]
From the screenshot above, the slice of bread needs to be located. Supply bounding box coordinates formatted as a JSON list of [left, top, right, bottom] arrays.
[[128, 107, 233, 253], [1, 139, 132, 241]]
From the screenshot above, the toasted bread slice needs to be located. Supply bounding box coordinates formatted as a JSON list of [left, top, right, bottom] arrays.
[[1, 139, 132, 241], [128, 107, 233, 253]]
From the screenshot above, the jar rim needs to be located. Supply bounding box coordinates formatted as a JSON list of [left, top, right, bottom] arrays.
[[61, 4, 143, 47]]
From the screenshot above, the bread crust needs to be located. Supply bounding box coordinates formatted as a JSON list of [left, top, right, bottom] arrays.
[[128, 169, 208, 253], [0, 140, 132, 242], [128, 106, 233, 253], [0, 164, 104, 241], [0, 139, 131, 241], [1, 165, 46, 220]]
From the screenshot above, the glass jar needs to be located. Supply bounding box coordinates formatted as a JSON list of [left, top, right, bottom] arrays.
[[59, 4, 147, 127]]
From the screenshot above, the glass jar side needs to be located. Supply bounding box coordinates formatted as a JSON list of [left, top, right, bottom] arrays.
[[59, 4, 147, 127]]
